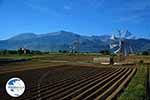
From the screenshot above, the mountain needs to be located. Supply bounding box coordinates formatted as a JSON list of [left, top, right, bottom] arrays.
[[8, 33, 37, 41], [0, 31, 150, 52]]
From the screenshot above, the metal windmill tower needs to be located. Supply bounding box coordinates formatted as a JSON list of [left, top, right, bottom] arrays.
[[70, 35, 80, 53], [110, 30, 134, 61]]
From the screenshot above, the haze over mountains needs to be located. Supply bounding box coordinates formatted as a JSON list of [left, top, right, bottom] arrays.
[[0, 31, 150, 52]]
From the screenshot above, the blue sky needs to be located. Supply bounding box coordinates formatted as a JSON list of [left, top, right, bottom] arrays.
[[0, 0, 150, 40]]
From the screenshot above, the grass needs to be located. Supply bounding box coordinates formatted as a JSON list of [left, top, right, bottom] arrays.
[[118, 64, 146, 100], [0, 54, 33, 59]]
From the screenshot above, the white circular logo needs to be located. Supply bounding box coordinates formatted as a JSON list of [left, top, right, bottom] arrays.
[[6, 77, 25, 97]]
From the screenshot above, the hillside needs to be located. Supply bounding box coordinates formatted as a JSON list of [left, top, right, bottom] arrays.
[[0, 31, 149, 52]]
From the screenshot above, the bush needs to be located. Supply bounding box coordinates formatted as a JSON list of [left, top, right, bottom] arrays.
[[142, 51, 149, 55], [139, 60, 144, 64], [100, 50, 111, 55]]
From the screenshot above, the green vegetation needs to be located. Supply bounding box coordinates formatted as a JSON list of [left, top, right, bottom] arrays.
[[118, 64, 146, 100], [0, 49, 50, 59], [142, 51, 149, 55], [99, 50, 111, 55], [0, 49, 49, 55], [0, 54, 32, 59]]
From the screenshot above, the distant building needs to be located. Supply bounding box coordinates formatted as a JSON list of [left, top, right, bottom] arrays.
[[93, 57, 111, 64], [19, 48, 30, 54]]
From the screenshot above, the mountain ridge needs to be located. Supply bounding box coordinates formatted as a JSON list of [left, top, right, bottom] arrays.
[[0, 31, 150, 52]]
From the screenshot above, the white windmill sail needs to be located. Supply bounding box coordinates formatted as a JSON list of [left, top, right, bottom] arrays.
[[110, 34, 116, 40], [110, 30, 134, 57], [110, 34, 119, 49], [114, 48, 121, 54], [124, 30, 132, 38], [110, 44, 118, 49]]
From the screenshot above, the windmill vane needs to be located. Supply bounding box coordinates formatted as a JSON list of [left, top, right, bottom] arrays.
[[110, 30, 134, 58]]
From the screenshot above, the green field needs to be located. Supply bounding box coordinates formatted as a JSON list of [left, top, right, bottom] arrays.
[[118, 64, 147, 100]]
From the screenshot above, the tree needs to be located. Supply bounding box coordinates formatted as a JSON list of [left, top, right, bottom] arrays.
[[58, 50, 62, 53], [62, 50, 68, 53], [26, 49, 31, 54], [18, 48, 24, 55], [7, 50, 18, 54], [142, 51, 149, 55], [3, 50, 7, 55], [0, 50, 7, 55], [31, 50, 42, 54], [100, 50, 111, 55]]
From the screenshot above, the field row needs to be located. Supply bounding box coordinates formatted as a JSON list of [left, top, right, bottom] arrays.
[[0, 65, 136, 100]]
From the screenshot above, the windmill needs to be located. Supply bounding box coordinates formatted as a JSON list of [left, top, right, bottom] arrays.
[[70, 35, 80, 53], [110, 30, 134, 61]]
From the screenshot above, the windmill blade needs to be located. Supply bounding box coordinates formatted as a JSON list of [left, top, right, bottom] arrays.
[[130, 36, 136, 39], [124, 30, 132, 38], [110, 44, 119, 49], [110, 30, 135, 57], [114, 46, 121, 54], [110, 34, 116, 40], [118, 30, 123, 39], [110, 33, 121, 54], [129, 46, 133, 54]]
